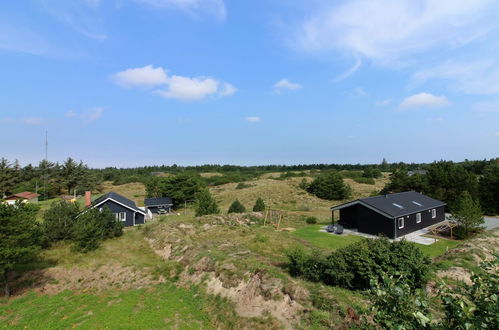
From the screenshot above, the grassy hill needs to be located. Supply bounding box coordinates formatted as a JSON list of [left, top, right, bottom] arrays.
[[2, 171, 495, 329]]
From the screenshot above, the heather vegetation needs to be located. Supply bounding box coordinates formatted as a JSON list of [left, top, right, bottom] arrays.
[[1, 157, 498, 329]]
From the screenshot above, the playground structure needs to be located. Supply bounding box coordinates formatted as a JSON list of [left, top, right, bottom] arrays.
[[263, 209, 283, 230], [427, 220, 458, 240]]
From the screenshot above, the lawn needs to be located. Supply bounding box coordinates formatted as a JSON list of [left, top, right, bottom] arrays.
[[417, 238, 461, 258], [292, 225, 363, 250], [293, 225, 461, 258], [0, 284, 213, 329]]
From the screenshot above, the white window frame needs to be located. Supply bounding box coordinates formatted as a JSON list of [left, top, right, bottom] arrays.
[[416, 213, 421, 224], [431, 209, 436, 219], [398, 217, 404, 229], [115, 212, 126, 222]]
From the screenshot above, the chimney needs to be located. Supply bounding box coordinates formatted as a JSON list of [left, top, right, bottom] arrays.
[[85, 191, 91, 207]]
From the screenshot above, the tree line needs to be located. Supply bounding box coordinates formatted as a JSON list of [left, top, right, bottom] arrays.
[[0, 157, 99, 200], [0, 200, 123, 297], [381, 160, 499, 215]]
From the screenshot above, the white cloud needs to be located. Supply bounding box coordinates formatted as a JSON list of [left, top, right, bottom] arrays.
[[23, 117, 46, 126], [273, 78, 302, 92], [155, 75, 219, 101], [137, 0, 226, 20], [245, 117, 261, 123], [411, 59, 499, 95], [112, 65, 168, 88], [293, 0, 497, 64], [334, 55, 362, 82], [376, 99, 392, 106], [40, 1, 107, 41], [113, 65, 235, 101], [398, 93, 450, 110], [65, 107, 104, 121], [220, 83, 237, 96]]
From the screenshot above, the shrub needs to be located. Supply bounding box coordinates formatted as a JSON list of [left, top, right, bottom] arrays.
[[43, 201, 80, 243], [252, 197, 266, 212], [298, 178, 309, 190], [364, 275, 432, 329], [362, 167, 382, 179], [254, 233, 269, 243], [235, 182, 252, 190], [286, 247, 324, 282], [287, 238, 431, 290], [228, 200, 246, 213], [146, 172, 205, 206], [305, 216, 317, 224], [72, 207, 123, 253], [194, 189, 220, 216], [451, 191, 484, 239], [307, 171, 352, 200]]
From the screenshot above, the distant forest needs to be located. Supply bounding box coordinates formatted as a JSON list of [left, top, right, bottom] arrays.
[[1, 157, 498, 214]]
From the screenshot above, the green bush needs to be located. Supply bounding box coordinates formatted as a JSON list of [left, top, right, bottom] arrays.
[[43, 201, 80, 243], [252, 197, 266, 212], [362, 167, 382, 179], [307, 171, 352, 200], [305, 216, 317, 224], [235, 182, 252, 190], [451, 191, 484, 239], [72, 207, 123, 253], [228, 200, 246, 213], [287, 238, 431, 290], [194, 189, 220, 216]]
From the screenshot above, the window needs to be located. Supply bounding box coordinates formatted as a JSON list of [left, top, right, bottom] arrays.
[[412, 201, 423, 207], [398, 217, 404, 229], [392, 203, 404, 209], [115, 212, 126, 222], [416, 213, 421, 223], [431, 209, 436, 219]]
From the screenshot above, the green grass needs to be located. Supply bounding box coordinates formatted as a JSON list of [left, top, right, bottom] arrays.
[[0, 284, 212, 329], [292, 225, 364, 250], [292, 225, 461, 258], [417, 238, 461, 258]]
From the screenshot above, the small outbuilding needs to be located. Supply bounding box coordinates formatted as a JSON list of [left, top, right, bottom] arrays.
[[331, 191, 446, 239], [144, 197, 173, 215], [4, 192, 39, 205], [87, 192, 146, 227]]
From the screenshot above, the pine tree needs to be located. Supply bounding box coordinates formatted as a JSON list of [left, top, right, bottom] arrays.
[[228, 200, 246, 213], [194, 189, 220, 216], [252, 197, 266, 212], [307, 171, 352, 200], [451, 191, 484, 238], [43, 200, 81, 243], [0, 203, 42, 296]]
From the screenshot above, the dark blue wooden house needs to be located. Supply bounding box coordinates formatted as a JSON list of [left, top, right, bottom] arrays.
[[89, 192, 146, 227], [331, 191, 446, 239], [144, 197, 173, 215]]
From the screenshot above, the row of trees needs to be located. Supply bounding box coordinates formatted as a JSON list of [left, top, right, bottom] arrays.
[[0, 201, 123, 297], [0, 157, 99, 200], [382, 161, 499, 214]]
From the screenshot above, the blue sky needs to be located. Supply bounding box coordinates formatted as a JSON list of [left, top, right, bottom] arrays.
[[1, 0, 498, 167]]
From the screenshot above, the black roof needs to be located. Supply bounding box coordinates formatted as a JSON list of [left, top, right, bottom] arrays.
[[332, 191, 446, 218], [93, 192, 144, 214], [144, 197, 173, 206]]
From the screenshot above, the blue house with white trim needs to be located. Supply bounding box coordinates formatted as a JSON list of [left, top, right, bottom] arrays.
[[90, 192, 145, 227]]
